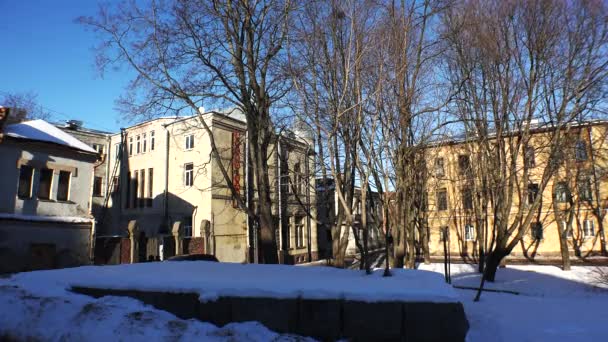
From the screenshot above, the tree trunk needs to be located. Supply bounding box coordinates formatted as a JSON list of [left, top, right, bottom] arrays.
[[252, 131, 278, 264], [483, 250, 506, 282]]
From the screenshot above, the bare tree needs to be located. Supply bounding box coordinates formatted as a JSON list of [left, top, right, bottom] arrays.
[[0, 91, 51, 123], [79, 0, 295, 263], [442, 0, 608, 295]]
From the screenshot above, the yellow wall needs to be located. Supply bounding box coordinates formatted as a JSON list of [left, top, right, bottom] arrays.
[[425, 122, 608, 260]]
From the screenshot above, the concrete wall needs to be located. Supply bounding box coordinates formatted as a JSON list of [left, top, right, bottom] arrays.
[[0, 220, 92, 273], [72, 287, 469, 342], [0, 140, 97, 217]]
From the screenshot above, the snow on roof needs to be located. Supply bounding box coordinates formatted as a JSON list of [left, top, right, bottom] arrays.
[[6, 261, 460, 303], [3, 119, 97, 153]]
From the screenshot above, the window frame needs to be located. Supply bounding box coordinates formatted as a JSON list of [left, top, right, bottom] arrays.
[[150, 130, 155, 151], [525, 146, 536, 168], [531, 222, 543, 241], [583, 219, 595, 238], [527, 183, 539, 205], [185, 134, 195, 150], [17, 165, 34, 199], [436, 189, 448, 211], [92, 176, 103, 197], [555, 182, 569, 203], [37, 168, 54, 200], [136, 135, 141, 154], [458, 154, 470, 175], [434, 157, 445, 178], [57, 171, 71, 202], [184, 163, 194, 187], [464, 224, 475, 241], [142, 133, 147, 153], [575, 140, 588, 161], [578, 178, 593, 202]]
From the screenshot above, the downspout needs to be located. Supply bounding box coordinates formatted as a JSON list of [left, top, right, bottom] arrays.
[[305, 143, 312, 262], [163, 126, 170, 232], [277, 138, 283, 262]]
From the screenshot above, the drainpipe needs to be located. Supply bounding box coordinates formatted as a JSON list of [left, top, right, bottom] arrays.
[[277, 138, 283, 262], [163, 126, 170, 232], [305, 143, 312, 262], [89, 218, 96, 262]]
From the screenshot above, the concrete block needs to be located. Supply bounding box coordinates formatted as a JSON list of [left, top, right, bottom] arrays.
[[343, 300, 403, 341], [230, 297, 298, 333], [297, 299, 341, 340], [199, 297, 232, 327], [404, 302, 468, 342]]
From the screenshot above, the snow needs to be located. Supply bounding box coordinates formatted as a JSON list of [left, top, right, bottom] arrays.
[[0, 284, 310, 342], [418, 263, 608, 342], [4, 261, 459, 303], [0, 213, 93, 224], [3, 119, 97, 153]]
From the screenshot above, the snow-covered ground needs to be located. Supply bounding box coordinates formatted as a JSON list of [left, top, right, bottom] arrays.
[[0, 261, 457, 341], [418, 263, 608, 342], [1, 261, 607, 341]]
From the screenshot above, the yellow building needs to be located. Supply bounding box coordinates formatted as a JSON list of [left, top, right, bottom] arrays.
[[425, 121, 608, 262], [100, 109, 317, 264]]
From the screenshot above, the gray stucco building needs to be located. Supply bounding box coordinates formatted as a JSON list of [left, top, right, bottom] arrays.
[[0, 119, 100, 273]]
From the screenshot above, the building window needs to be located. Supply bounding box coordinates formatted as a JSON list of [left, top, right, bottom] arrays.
[[525, 146, 536, 168], [555, 182, 569, 203], [578, 178, 593, 201], [125, 172, 131, 208], [150, 131, 155, 151], [462, 187, 473, 210], [575, 140, 588, 161], [17, 165, 34, 199], [436, 189, 448, 211], [527, 183, 539, 205], [583, 220, 595, 238], [92, 144, 104, 154], [147, 168, 153, 207], [115, 143, 122, 159], [57, 171, 71, 201], [133, 171, 139, 208], [142, 133, 147, 153], [434, 158, 445, 177], [295, 216, 305, 248], [183, 216, 193, 237], [531, 222, 543, 240], [465, 224, 475, 241], [185, 134, 195, 150], [139, 169, 145, 208], [92, 176, 103, 197], [294, 162, 302, 194], [129, 137, 133, 156], [38, 168, 53, 200], [458, 155, 470, 175], [439, 226, 449, 242], [136, 135, 141, 154], [184, 163, 194, 187]]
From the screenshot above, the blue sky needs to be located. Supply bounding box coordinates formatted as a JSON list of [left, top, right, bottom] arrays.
[[0, 1, 131, 132]]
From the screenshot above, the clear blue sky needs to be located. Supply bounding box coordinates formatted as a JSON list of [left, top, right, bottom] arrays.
[[0, 0, 131, 133]]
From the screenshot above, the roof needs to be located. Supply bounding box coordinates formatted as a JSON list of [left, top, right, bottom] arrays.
[[3, 120, 97, 153]]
